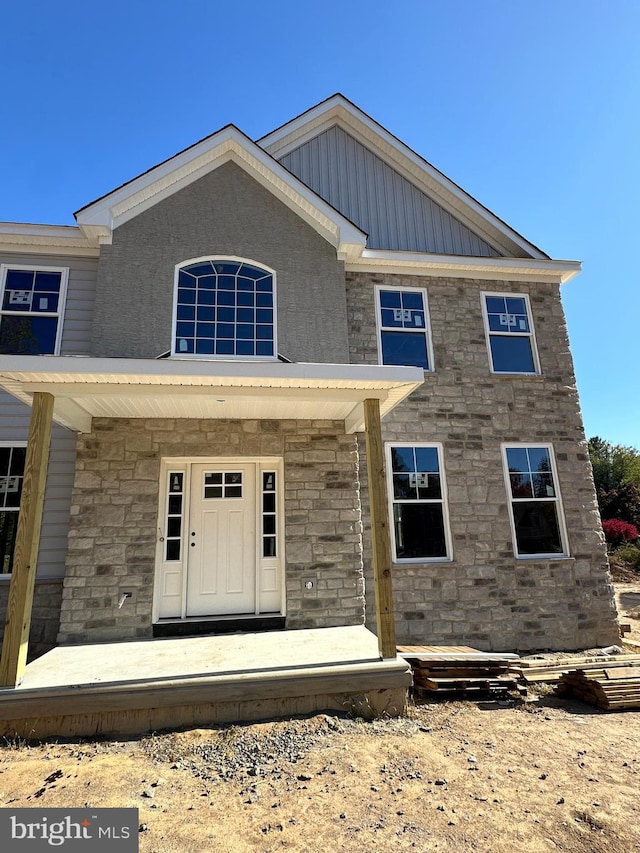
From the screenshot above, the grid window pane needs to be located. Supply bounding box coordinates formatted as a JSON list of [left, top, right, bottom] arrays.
[[393, 503, 447, 559], [174, 260, 275, 358], [378, 288, 430, 369], [485, 293, 536, 373], [512, 501, 563, 555], [489, 336, 535, 373]]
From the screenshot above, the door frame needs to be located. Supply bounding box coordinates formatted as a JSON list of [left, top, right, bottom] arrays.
[[152, 456, 285, 623]]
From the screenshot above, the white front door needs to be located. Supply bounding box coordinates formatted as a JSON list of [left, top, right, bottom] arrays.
[[185, 463, 256, 617]]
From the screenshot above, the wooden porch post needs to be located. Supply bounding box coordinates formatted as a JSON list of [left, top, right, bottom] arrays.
[[0, 392, 54, 688], [363, 398, 397, 659]]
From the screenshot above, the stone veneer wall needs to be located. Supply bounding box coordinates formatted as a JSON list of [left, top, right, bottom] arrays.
[[347, 271, 619, 651], [57, 419, 364, 644], [0, 579, 63, 661]]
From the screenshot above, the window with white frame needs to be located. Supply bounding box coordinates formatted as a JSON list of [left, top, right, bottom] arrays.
[[0, 445, 26, 574], [482, 292, 538, 374], [376, 286, 432, 370], [173, 259, 276, 358], [502, 444, 568, 557], [0, 265, 68, 354], [387, 443, 451, 561]]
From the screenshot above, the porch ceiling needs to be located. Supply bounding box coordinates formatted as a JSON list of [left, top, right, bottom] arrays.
[[0, 355, 424, 434]]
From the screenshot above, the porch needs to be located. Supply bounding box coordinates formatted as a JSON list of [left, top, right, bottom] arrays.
[[0, 626, 412, 738]]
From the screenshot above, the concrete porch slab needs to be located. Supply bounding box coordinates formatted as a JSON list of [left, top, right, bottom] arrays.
[[0, 627, 412, 738]]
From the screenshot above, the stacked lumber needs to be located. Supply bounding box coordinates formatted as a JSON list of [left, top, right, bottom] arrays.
[[510, 653, 640, 684], [397, 646, 521, 697], [559, 665, 640, 710]]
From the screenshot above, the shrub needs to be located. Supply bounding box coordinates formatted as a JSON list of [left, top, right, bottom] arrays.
[[613, 543, 640, 569], [602, 518, 639, 547]]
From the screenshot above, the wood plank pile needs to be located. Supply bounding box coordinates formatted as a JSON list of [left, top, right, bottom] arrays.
[[510, 653, 640, 684], [397, 645, 521, 697], [559, 665, 640, 710]]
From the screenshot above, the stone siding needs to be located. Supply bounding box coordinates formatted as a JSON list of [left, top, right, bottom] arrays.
[[0, 579, 63, 661], [57, 419, 364, 644], [347, 271, 619, 651]]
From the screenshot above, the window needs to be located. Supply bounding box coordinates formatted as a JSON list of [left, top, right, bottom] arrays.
[[502, 444, 568, 557], [0, 445, 26, 574], [173, 258, 275, 358], [376, 286, 432, 370], [0, 265, 68, 355], [387, 443, 451, 561], [482, 292, 538, 374]]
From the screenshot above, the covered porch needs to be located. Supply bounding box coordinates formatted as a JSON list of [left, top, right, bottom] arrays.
[[0, 356, 423, 721]]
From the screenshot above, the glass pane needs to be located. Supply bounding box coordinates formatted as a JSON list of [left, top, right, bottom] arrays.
[[417, 472, 441, 500], [0, 511, 19, 573], [205, 473, 223, 485], [0, 448, 9, 475], [9, 447, 26, 476], [489, 336, 535, 373], [532, 473, 555, 498], [485, 296, 506, 314], [528, 447, 551, 473], [393, 473, 416, 500], [263, 515, 276, 535], [224, 485, 242, 498], [225, 472, 242, 484], [263, 492, 276, 512], [237, 340, 254, 355], [510, 472, 533, 498], [505, 297, 527, 316], [512, 501, 563, 555], [5, 269, 34, 290], [381, 330, 429, 369], [391, 446, 415, 473], [256, 341, 274, 356], [168, 495, 182, 514], [263, 472, 276, 491], [401, 291, 424, 311], [415, 446, 439, 473], [169, 473, 184, 493], [197, 275, 217, 290], [177, 304, 195, 321], [196, 306, 215, 322], [166, 539, 181, 561], [204, 486, 223, 499], [393, 503, 447, 559], [0, 316, 58, 354], [195, 339, 214, 354], [379, 290, 401, 309], [167, 517, 182, 537], [263, 536, 277, 558], [506, 447, 529, 473]]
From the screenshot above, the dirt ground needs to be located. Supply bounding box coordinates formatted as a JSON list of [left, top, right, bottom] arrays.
[[2, 581, 640, 853]]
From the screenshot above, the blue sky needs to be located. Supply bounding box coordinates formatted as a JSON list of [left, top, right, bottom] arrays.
[[2, 1, 638, 447]]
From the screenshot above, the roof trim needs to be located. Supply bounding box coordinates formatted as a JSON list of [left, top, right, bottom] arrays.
[[0, 355, 424, 434], [0, 223, 100, 258], [259, 94, 549, 261], [74, 125, 366, 260], [347, 250, 581, 284]]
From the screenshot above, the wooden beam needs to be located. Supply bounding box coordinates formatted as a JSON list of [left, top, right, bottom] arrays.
[[363, 398, 396, 659], [0, 392, 54, 687]]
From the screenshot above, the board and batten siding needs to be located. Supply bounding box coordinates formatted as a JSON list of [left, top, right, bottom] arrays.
[[279, 125, 502, 258], [0, 253, 98, 579]]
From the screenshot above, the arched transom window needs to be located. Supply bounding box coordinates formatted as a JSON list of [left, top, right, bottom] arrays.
[[173, 259, 275, 358]]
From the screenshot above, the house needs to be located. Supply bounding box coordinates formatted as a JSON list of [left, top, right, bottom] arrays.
[[0, 95, 619, 692]]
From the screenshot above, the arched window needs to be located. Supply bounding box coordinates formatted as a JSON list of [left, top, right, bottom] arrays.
[[173, 258, 276, 358]]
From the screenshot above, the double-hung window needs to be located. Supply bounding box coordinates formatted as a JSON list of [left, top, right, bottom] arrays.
[[0, 445, 26, 574], [502, 444, 568, 557], [482, 292, 539, 374], [173, 258, 276, 358], [376, 286, 432, 370], [0, 265, 68, 354], [386, 443, 451, 561]]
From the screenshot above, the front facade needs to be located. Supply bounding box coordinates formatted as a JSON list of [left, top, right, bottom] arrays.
[[0, 95, 619, 661]]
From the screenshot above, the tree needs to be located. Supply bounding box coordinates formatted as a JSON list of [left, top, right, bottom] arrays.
[[588, 437, 640, 529]]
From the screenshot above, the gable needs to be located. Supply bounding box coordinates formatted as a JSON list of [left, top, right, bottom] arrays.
[[279, 125, 501, 257]]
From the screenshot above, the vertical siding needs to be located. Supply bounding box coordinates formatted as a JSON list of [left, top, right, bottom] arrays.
[[0, 252, 94, 580], [280, 126, 502, 257]]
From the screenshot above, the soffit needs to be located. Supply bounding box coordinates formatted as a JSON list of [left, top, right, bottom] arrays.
[[0, 356, 424, 435]]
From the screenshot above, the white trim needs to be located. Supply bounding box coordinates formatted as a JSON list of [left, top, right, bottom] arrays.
[[0, 264, 70, 356], [170, 256, 279, 361], [259, 95, 548, 260], [75, 127, 366, 259], [346, 250, 581, 284], [384, 441, 453, 564], [500, 442, 570, 560], [375, 284, 434, 372], [481, 290, 541, 376], [0, 223, 100, 257], [153, 456, 285, 622]]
